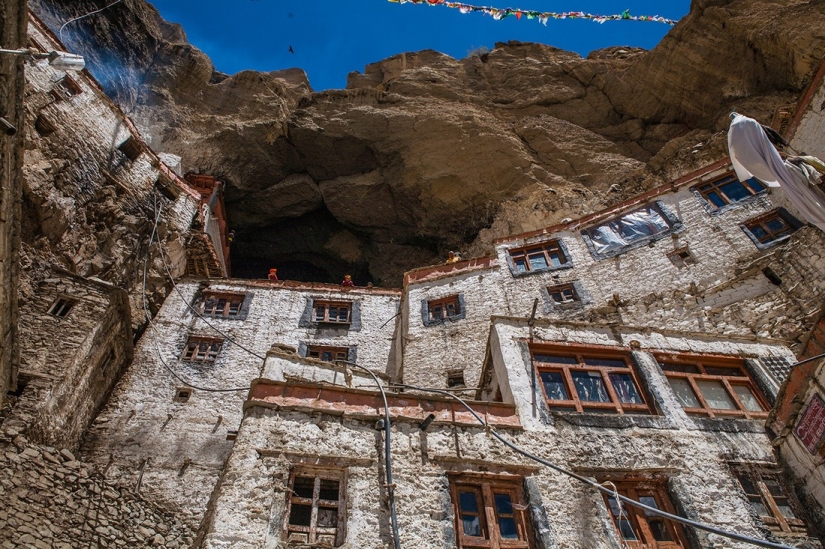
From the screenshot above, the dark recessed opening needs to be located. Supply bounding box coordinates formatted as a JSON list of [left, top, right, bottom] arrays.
[[174, 388, 193, 402], [34, 114, 56, 137], [118, 136, 142, 161], [447, 371, 465, 388], [48, 297, 77, 318], [762, 267, 782, 286], [155, 178, 179, 202]]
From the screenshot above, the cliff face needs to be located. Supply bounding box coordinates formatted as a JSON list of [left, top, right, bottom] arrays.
[[28, 0, 825, 285]]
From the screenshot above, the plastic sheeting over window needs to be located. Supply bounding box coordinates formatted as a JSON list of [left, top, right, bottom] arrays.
[[583, 203, 675, 258]]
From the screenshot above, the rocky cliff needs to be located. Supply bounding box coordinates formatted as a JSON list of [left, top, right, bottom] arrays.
[[28, 0, 825, 285]]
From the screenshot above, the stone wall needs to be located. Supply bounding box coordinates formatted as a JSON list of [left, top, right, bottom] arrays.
[[399, 162, 825, 391], [81, 280, 400, 528], [202, 327, 820, 548], [0, 433, 194, 548], [0, 0, 25, 408], [4, 273, 132, 450]]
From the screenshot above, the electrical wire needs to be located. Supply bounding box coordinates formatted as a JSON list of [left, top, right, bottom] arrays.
[[788, 351, 825, 370], [59, 0, 125, 43], [141, 196, 248, 393], [390, 383, 796, 549], [336, 360, 401, 549]]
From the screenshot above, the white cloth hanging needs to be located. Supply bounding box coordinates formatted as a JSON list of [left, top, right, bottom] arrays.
[[728, 114, 825, 233]]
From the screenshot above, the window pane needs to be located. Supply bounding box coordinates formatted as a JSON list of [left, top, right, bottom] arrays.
[[571, 371, 610, 403], [540, 372, 568, 400], [548, 252, 563, 267], [704, 365, 744, 376], [707, 191, 727, 208], [719, 180, 750, 202], [294, 477, 315, 499], [775, 500, 797, 519], [659, 362, 700, 374], [748, 178, 765, 192], [514, 259, 528, 273], [609, 373, 643, 404], [462, 515, 482, 537], [338, 308, 349, 322], [766, 218, 787, 232], [648, 519, 673, 542], [533, 354, 578, 365], [527, 252, 548, 270], [494, 493, 513, 515], [668, 378, 701, 408], [696, 380, 736, 410], [618, 519, 638, 540], [583, 357, 626, 368], [750, 225, 768, 240], [732, 385, 764, 412], [315, 306, 325, 321], [319, 479, 339, 501], [431, 305, 443, 319], [317, 507, 338, 527], [289, 504, 312, 526], [459, 491, 479, 513], [638, 495, 661, 516], [737, 475, 759, 495], [748, 497, 770, 517], [498, 517, 518, 539]]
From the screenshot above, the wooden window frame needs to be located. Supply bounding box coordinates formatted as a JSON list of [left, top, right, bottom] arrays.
[[599, 477, 689, 548], [52, 75, 83, 99], [694, 174, 765, 210], [429, 295, 461, 321], [200, 291, 245, 317], [732, 466, 808, 534], [546, 283, 579, 305], [508, 240, 567, 274], [743, 210, 795, 245], [48, 297, 77, 318], [283, 467, 346, 547], [307, 345, 349, 363], [655, 354, 769, 419], [449, 473, 532, 549], [117, 136, 143, 161], [667, 247, 696, 268], [313, 300, 352, 325], [531, 345, 652, 415], [181, 336, 223, 362]]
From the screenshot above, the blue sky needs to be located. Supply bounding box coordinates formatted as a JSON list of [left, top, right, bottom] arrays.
[[147, 0, 690, 91]]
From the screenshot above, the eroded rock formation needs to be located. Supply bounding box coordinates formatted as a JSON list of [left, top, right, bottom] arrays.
[[28, 0, 825, 284]]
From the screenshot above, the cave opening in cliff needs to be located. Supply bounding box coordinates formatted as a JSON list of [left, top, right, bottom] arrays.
[[228, 208, 375, 286]]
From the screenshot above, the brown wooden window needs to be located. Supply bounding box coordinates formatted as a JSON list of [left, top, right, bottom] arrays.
[[655, 354, 768, 419], [117, 136, 142, 161], [695, 174, 765, 209], [429, 295, 461, 321], [667, 247, 696, 268], [743, 210, 796, 245], [283, 468, 345, 546], [733, 468, 808, 534], [600, 478, 688, 548], [314, 300, 351, 324], [509, 240, 567, 273], [48, 297, 77, 318], [52, 75, 83, 100], [547, 283, 579, 304], [200, 292, 245, 317], [532, 346, 651, 414], [182, 337, 223, 362], [307, 345, 349, 362], [450, 474, 532, 549]]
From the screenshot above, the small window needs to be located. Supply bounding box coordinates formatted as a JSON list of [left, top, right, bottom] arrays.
[[695, 174, 765, 210], [117, 136, 142, 161], [667, 247, 696, 268], [447, 370, 465, 388], [742, 209, 798, 247], [48, 297, 77, 318], [733, 467, 808, 534], [99, 350, 115, 373], [200, 292, 245, 317], [313, 300, 351, 324], [547, 283, 579, 304], [226, 430, 238, 441], [181, 337, 223, 362], [174, 388, 192, 402], [599, 478, 688, 548], [429, 295, 461, 321], [34, 114, 56, 137], [655, 354, 768, 419], [307, 345, 349, 363], [508, 240, 568, 274], [450, 474, 532, 548], [283, 469, 345, 546], [532, 346, 652, 414], [583, 202, 678, 259], [52, 75, 83, 99], [155, 179, 180, 201]]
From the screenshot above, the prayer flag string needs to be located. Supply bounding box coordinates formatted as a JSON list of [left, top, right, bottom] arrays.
[[387, 0, 679, 26]]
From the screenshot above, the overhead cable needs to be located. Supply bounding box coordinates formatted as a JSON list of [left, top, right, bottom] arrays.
[[59, 0, 125, 43], [390, 383, 795, 549]]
